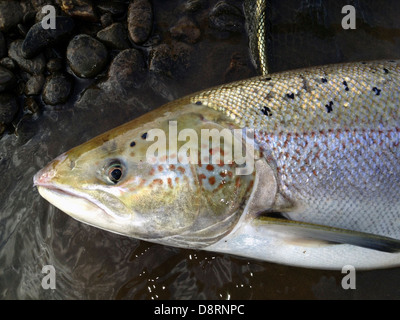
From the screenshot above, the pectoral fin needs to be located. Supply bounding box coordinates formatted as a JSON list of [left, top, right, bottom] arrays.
[[256, 217, 400, 253]]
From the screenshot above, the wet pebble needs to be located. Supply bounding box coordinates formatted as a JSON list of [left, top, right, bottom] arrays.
[[22, 17, 75, 59], [60, 0, 97, 21], [0, 32, 5, 58], [149, 42, 193, 78], [209, 1, 244, 33], [8, 40, 46, 75], [0, 1, 23, 31], [0, 93, 18, 124], [46, 58, 63, 73], [100, 13, 113, 28], [182, 0, 206, 13], [170, 17, 201, 44], [0, 66, 15, 92], [42, 73, 73, 105], [24, 74, 45, 96], [103, 48, 146, 94], [127, 0, 153, 45], [66, 34, 108, 78], [97, 23, 131, 50]]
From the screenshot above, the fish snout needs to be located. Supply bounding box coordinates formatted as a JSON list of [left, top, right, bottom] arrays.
[[33, 153, 68, 187]]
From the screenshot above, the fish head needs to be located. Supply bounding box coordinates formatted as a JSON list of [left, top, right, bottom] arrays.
[[34, 101, 258, 247]]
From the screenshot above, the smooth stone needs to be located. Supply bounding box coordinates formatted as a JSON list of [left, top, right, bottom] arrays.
[[0, 93, 18, 123], [8, 40, 46, 75], [66, 34, 108, 78], [21, 17, 75, 59], [182, 0, 206, 13], [209, 1, 244, 33], [0, 66, 15, 92], [0, 1, 23, 31], [104, 48, 146, 92], [97, 23, 130, 50], [60, 0, 98, 21], [100, 13, 113, 27], [46, 58, 63, 73], [127, 0, 153, 44], [169, 16, 201, 44], [42, 73, 73, 105], [149, 41, 193, 78], [24, 74, 45, 96]]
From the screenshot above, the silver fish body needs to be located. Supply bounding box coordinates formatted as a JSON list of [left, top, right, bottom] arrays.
[[191, 60, 400, 238], [34, 60, 400, 270]]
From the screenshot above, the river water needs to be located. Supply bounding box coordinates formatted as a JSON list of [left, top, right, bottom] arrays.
[[1, 0, 400, 299]]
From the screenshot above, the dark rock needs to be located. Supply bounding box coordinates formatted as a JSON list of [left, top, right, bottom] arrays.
[[0, 93, 18, 124], [127, 0, 153, 45], [100, 13, 113, 28], [170, 17, 201, 44], [60, 0, 98, 21], [21, 17, 75, 59], [24, 96, 39, 114], [102, 48, 146, 94], [24, 74, 45, 96], [97, 1, 127, 16], [97, 23, 130, 50], [42, 73, 73, 105], [209, 1, 244, 33], [46, 58, 63, 73], [0, 1, 23, 31], [0, 66, 16, 92], [0, 57, 15, 70], [0, 32, 5, 58], [8, 40, 46, 75], [66, 34, 108, 78], [149, 42, 193, 78], [182, 0, 206, 13]]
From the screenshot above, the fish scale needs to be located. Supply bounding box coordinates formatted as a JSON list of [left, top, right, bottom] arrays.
[[190, 60, 400, 239]]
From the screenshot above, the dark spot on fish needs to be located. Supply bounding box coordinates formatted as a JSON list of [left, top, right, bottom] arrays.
[[286, 93, 295, 99], [321, 78, 327, 83], [141, 132, 148, 139], [130, 141, 136, 147], [261, 106, 273, 117], [325, 101, 333, 113], [343, 81, 349, 91], [69, 160, 75, 170], [195, 101, 202, 105], [361, 61, 366, 64], [383, 68, 389, 74], [372, 87, 381, 96], [263, 77, 272, 81]]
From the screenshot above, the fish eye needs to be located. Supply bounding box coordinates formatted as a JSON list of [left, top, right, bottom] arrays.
[[106, 160, 124, 184]]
